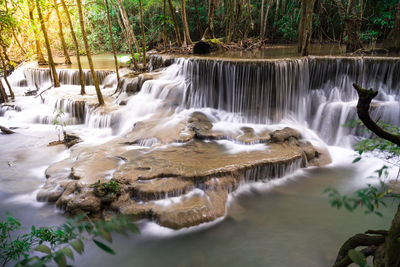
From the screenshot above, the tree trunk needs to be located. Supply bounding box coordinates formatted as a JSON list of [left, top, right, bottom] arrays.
[[0, 80, 8, 103], [110, 0, 129, 46], [76, 0, 104, 105], [104, 0, 120, 90], [35, 0, 60, 88], [0, 49, 14, 99], [202, 0, 216, 40], [60, 0, 85, 95], [167, 0, 182, 46], [193, 0, 203, 37], [298, 0, 316, 56], [243, 0, 253, 39], [181, 0, 193, 46], [382, 204, 400, 266], [163, 0, 168, 49], [260, 0, 265, 38], [28, 1, 46, 65], [53, 0, 72, 64], [226, 0, 235, 42], [262, 0, 272, 39], [139, 0, 146, 68], [114, 0, 140, 69]]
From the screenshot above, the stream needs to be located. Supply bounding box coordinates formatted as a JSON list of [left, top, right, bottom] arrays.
[[1, 45, 399, 266]]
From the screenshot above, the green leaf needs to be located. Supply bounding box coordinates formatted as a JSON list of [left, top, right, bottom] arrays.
[[348, 249, 366, 266], [34, 244, 51, 254], [99, 230, 112, 243], [93, 239, 115, 255], [61, 247, 74, 260], [54, 251, 67, 267], [70, 239, 84, 255], [352, 157, 362, 163]]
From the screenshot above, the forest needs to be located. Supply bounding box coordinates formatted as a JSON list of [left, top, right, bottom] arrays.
[[1, 0, 400, 63]]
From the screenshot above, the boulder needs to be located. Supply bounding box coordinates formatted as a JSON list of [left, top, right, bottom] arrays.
[[270, 127, 301, 142]]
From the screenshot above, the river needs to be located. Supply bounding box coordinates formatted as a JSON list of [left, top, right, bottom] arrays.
[[0, 45, 399, 266]]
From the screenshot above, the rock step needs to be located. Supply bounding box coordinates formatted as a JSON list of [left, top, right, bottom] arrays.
[[131, 177, 195, 201]]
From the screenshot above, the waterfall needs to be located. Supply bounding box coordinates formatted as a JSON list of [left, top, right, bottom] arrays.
[[21, 68, 114, 88], [2, 56, 399, 146], [178, 57, 400, 145]]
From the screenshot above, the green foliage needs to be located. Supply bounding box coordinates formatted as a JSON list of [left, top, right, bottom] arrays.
[[0, 213, 139, 267], [344, 120, 400, 162], [324, 183, 392, 216], [91, 179, 121, 197], [273, 1, 300, 42], [325, 120, 400, 218], [348, 249, 368, 267]]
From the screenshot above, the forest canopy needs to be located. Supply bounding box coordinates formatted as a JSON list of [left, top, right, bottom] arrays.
[[1, 0, 400, 63]]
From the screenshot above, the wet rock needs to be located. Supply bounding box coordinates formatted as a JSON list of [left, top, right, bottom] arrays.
[[237, 127, 270, 144], [270, 127, 301, 142], [37, 184, 65, 202], [155, 188, 227, 229], [308, 147, 332, 167], [132, 177, 195, 201], [64, 133, 82, 148], [0, 125, 15, 134], [298, 141, 317, 161]]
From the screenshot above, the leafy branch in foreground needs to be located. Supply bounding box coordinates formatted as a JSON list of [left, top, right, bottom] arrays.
[[328, 84, 400, 267], [0, 213, 139, 267]]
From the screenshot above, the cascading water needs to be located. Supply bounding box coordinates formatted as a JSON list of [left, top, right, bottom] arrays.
[[177, 57, 400, 145], [1, 52, 400, 267], [3, 56, 399, 147]]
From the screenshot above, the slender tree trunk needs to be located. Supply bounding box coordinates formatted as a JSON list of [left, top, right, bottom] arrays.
[[298, 0, 317, 55], [60, 0, 85, 95], [28, 1, 46, 65], [262, 0, 272, 39], [114, 0, 140, 69], [35, 0, 60, 87], [193, 0, 203, 37], [226, 0, 235, 42], [76, 0, 104, 105], [0, 49, 14, 99], [181, 0, 193, 46], [0, 80, 8, 103], [110, 0, 129, 45], [53, 0, 72, 64], [163, 0, 168, 49], [110, 4, 137, 70], [104, 0, 120, 90], [202, 0, 216, 40], [139, 0, 146, 68], [260, 0, 265, 38], [167, 0, 182, 46], [244, 0, 253, 39]]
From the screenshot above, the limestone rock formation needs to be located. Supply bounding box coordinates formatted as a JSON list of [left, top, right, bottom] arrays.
[[37, 111, 331, 229]]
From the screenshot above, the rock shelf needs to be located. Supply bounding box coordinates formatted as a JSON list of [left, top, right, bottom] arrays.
[[38, 111, 331, 229]]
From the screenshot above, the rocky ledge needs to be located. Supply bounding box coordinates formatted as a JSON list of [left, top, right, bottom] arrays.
[[37, 111, 331, 229]]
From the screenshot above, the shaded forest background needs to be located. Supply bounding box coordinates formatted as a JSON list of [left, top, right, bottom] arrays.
[[1, 0, 399, 62]]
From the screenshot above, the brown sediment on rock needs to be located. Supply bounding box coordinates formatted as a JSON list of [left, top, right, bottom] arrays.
[[37, 110, 331, 229]]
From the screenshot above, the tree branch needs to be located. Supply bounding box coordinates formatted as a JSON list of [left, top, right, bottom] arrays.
[[353, 83, 400, 146]]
